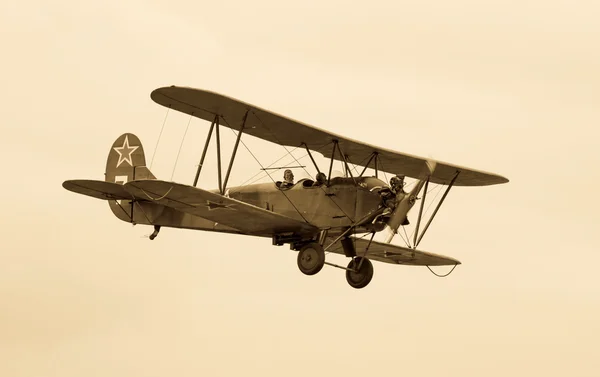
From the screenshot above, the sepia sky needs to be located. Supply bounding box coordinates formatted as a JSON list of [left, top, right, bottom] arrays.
[[1, 1, 599, 376]]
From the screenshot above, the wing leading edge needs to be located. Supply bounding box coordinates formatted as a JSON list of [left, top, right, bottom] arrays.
[[151, 86, 508, 187]]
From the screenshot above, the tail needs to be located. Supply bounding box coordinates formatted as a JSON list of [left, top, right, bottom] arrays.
[[106, 133, 156, 221]]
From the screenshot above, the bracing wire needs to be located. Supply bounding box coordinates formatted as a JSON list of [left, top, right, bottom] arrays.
[[396, 227, 411, 248], [408, 184, 443, 242], [402, 226, 411, 248], [226, 137, 333, 191], [231, 147, 320, 191], [248, 111, 357, 223], [378, 158, 389, 183], [346, 154, 375, 177], [150, 106, 170, 170], [426, 264, 458, 277], [171, 114, 192, 180], [219, 117, 310, 223]]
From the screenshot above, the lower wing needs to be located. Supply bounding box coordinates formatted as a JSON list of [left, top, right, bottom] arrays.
[[123, 179, 318, 236], [326, 236, 461, 266]]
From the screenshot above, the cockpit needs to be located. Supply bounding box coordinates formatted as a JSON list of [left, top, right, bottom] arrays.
[[275, 173, 389, 191]]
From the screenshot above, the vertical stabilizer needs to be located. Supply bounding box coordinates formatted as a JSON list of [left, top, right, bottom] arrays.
[[105, 133, 156, 221]]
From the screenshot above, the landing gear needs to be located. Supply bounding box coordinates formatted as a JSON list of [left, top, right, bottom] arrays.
[[297, 243, 325, 275], [293, 236, 374, 288], [345, 257, 374, 289]]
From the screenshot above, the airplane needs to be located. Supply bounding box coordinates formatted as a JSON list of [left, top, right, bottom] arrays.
[[62, 86, 509, 289]]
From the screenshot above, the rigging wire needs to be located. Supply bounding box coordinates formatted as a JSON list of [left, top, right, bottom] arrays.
[[408, 184, 443, 242], [171, 114, 192, 180], [345, 153, 375, 177], [402, 226, 411, 248], [249, 111, 357, 223], [240, 155, 312, 187], [377, 158, 389, 183], [219, 116, 310, 223], [396, 226, 411, 248], [150, 106, 170, 170], [226, 138, 331, 191], [426, 264, 458, 277], [232, 146, 303, 188], [231, 142, 331, 191]]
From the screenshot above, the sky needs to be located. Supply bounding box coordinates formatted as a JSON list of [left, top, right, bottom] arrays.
[[1, 1, 599, 376]]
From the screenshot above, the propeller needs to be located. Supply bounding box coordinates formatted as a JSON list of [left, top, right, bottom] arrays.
[[382, 160, 437, 245]]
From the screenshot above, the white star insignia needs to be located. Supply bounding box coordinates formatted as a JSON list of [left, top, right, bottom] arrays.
[[113, 135, 139, 168]]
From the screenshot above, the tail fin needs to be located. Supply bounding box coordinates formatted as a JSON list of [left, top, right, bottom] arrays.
[[106, 133, 156, 221], [105, 133, 155, 183]]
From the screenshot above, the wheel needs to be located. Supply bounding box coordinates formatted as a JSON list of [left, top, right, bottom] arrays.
[[297, 243, 325, 275], [345, 257, 374, 289]]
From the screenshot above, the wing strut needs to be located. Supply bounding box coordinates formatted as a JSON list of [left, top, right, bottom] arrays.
[[413, 171, 460, 248], [327, 142, 336, 185], [359, 152, 377, 177], [215, 117, 223, 193], [336, 142, 356, 184], [412, 177, 430, 247], [192, 112, 247, 195], [303, 143, 322, 176], [222, 110, 248, 193], [193, 114, 217, 187], [325, 140, 357, 184]]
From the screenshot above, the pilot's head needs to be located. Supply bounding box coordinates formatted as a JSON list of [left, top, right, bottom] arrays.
[[316, 172, 326, 183], [284, 169, 294, 183], [390, 174, 405, 191]]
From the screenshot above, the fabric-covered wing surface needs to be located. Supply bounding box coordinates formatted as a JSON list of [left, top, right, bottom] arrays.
[[151, 86, 508, 187], [123, 180, 318, 236], [63, 180, 132, 200], [326, 236, 461, 266]]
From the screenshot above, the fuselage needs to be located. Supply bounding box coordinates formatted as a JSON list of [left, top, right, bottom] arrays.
[[226, 176, 389, 232], [109, 174, 391, 240]]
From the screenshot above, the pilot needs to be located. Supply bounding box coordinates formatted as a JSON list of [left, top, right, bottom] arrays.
[[313, 172, 327, 186], [281, 169, 294, 188], [390, 174, 406, 195]]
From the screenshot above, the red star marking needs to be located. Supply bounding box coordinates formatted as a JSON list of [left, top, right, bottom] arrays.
[[113, 135, 139, 168]]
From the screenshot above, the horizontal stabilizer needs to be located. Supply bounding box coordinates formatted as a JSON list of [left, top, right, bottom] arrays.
[[123, 180, 318, 236], [62, 180, 132, 201], [326, 236, 461, 266]]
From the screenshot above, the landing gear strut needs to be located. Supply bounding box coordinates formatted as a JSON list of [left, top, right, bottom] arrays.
[[297, 242, 325, 275]]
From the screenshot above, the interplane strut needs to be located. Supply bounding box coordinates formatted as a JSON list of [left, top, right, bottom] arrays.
[[193, 114, 217, 187], [414, 171, 460, 248]]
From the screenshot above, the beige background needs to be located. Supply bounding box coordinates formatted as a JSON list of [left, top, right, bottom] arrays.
[[1, 1, 599, 376]]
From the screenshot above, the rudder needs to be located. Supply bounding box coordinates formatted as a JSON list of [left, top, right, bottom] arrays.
[[106, 133, 156, 222]]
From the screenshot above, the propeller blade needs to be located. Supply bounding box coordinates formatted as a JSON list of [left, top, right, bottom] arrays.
[[383, 160, 437, 244]]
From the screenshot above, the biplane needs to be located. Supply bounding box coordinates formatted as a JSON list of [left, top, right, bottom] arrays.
[[63, 86, 508, 289]]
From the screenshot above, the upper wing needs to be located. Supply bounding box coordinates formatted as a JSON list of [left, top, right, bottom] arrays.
[[151, 86, 508, 187], [123, 179, 319, 236], [326, 236, 461, 266]]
